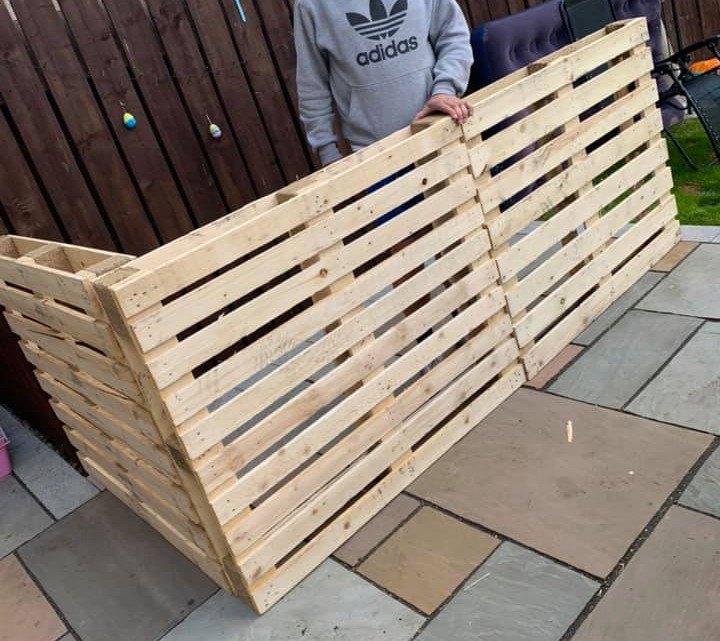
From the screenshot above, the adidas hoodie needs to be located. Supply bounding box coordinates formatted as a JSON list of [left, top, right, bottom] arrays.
[[294, 0, 472, 165]]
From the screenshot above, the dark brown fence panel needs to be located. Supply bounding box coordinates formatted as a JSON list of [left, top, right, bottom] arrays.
[[10, 0, 159, 255], [57, 0, 195, 244]]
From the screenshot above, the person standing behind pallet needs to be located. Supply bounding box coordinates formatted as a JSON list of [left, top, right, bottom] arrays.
[[294, 0, 474, 168]]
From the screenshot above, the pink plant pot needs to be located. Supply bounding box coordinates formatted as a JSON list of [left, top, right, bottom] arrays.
[[0, 432, 11, 481]]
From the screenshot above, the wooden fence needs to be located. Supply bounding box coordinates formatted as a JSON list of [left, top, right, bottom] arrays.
[[0, 0, 714, 449], [0, 21, 679, 612]]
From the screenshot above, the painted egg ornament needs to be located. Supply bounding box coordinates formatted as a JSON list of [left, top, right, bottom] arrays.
[[209, 123, 222, 139], [123, 112, 137, 129]]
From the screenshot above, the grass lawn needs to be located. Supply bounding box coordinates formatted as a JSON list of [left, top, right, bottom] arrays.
[[666, 118, 720, 225]]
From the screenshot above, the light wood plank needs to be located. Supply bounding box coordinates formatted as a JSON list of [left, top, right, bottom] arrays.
[[130, 149, 471, 352], [0, 282, 120, 356], [6, 312, 141, 401]]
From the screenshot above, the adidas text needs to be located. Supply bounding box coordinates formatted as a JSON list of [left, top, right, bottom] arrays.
[[356, 36, 418, 66]]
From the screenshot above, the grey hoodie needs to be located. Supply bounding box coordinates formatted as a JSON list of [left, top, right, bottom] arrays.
[[294, 0, 472, 164]]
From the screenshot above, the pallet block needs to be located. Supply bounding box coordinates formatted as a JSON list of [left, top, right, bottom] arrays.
[[0, 19, 677, 613]]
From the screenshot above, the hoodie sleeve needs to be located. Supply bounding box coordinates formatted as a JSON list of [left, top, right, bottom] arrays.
[[428, 0, 473, 97], [294, 0, 342, 165]]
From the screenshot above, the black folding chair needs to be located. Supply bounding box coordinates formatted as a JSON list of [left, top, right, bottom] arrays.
[[561, 0, 720, 170]]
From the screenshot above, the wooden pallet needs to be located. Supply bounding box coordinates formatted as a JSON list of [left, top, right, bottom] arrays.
[[0, 19, 678, 613]]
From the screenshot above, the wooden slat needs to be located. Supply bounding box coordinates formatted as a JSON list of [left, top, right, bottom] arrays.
[[5, 313, 141, 402], [516, 195, 677, 347], [232, 315, 514, 569], [248, 366, 525, 612], [476, 48, 654, 168], [462, 20, 649, 139], [42, 376, 169, 460], [22, 343, 156, 440], [523, 223, 679, 377], [477, 79, 660, 214], [110, 120, 463, 316], [497, 139, 669, 283], [165, 209, 489, 424], [143, 0, 256, 211], [195, 260, 500, 488], [221, 294, 512, 542], [57, 0, 194, 244], [101, 0, 227, 225], [11, 0, 158, 255], [0, 1, 113, 250], [508, 168, 674, 315], [130, 148, 473, 352], [486, 111, 664, 247], [0, 284, 119, 356], [183, 0, 285, 195], [0, 256, 94, 311]]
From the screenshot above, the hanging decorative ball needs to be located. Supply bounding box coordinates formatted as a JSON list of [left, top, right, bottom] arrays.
[[209, 122, 223, 139], [123, 112, 137, 130]]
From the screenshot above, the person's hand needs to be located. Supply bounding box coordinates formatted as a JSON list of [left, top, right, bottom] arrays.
[[414, 94, 473, 124]]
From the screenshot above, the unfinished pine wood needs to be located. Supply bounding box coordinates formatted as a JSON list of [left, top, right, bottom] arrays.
[[1, 21, 680, 614]]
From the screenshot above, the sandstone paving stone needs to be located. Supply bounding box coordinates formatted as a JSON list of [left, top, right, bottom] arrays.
[[638, 243, 720, 318], [417, 543, 598, 641], [1, 406, 97, 519], [551, 310, 701, 409], [18, 492, 217, 641], [627, 322, 720, 433], [0, 476, 53, 558], [652, 241, 698, 272], [0, 554, 66, 641], [527, 345, 583, 389], [680, 447, 720, 518], [573, 272, 664, 346], [358, 507, 499, 614], [409, 389, 711, 577], [334, 494, 419, 566], [159, 559, 425, 641], [572, 506, 720, 641]]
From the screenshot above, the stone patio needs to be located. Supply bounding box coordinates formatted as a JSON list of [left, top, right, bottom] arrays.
[[1, 229, 719, 641]]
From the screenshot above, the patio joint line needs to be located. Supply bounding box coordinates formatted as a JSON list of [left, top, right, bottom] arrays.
[[557, 435, 720, 641], [12, 551, 78, 641], [621, 319, 707, 411], [9, 471, 58, 526], [148, 587, 221, 641]]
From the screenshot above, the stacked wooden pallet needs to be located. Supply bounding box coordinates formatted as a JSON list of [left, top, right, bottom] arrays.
[[0, 19, 678, 613], [0, 236, 231, 592]]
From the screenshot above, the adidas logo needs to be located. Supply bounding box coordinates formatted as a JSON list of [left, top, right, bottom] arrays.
[[346, 0, 408, 41]]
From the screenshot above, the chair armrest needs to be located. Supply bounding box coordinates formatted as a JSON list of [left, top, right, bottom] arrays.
[[656, 35, 720, 68]]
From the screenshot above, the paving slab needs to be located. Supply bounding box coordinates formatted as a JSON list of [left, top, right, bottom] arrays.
[[527, 345, 584, 389], [358, 507, 499, 614], [417, 543, 598, 641], [159, 559, 425, 641], [0, 476, 53, 558], [409, 389, 711, 577], [652, 241, 698, 272], [334, 494, 419, 567], [680, 225, 720, 242], [638, 243, 720, 318], [573, 272, 665, 346], [679, 446, 720, 518], [0, 554, 66, 641], [572, 506, 720, 641], [1, 406, 97, 519], [628, 322, 720, 433], [551, 310, 701, 408], [19, 492, 217, 641]]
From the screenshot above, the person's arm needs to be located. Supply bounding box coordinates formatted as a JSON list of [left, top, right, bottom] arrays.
[[294, 1, 342, 165], [428, 0, 473, 98], [415, 0, 474, 124]]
